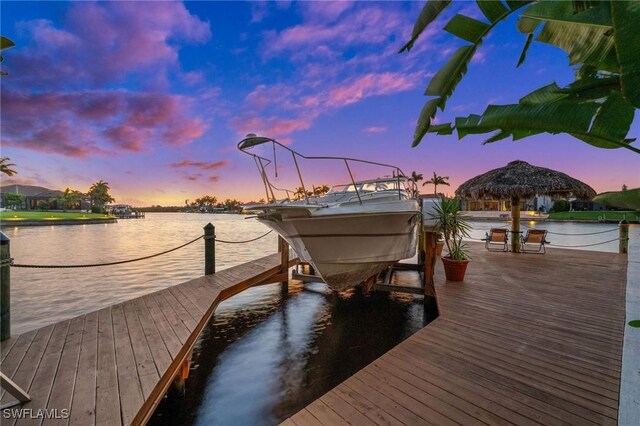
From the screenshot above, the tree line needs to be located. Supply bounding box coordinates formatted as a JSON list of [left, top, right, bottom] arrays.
[[2, 180, 115, 213]]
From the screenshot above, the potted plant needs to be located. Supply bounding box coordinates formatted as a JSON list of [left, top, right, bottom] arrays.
[[429, 197, 471, 281]]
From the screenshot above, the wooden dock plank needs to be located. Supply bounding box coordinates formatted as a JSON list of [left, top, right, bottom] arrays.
[[122, 300, 159, 400], [1, 253, 290, 426], [13, 320, 70, 426], [1, 324, 54, 404], [68, 310, 99, 426], [111, 304, 144, 426], [44, 316, 86, 426], [95, 307, 121, 426], [285, 243, 626, 426]]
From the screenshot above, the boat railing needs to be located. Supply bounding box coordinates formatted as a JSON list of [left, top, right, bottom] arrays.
[[238, 134, 413, 205]]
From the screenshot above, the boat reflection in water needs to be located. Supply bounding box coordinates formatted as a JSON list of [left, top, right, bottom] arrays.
[[151, 279, 429, 426], [238, 134, 421, 291]]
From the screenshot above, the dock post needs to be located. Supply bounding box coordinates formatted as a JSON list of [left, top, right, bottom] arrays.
[[423, 229, 439, 318], [1, 232, 10, 341], [619, 219, 629, 254], [204, 223, 215, 275], [279, 236, 290, 291]]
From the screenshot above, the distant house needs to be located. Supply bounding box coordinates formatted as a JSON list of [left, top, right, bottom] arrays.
[[459, 195, 554, 212], [0, 184, 90, 210]]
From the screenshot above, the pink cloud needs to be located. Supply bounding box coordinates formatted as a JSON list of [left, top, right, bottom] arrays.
[[363, 126, 387, 134], [11, 2, 211, 89], [171, 160, 228, 170], [301, 1, 354, 23], [1, 89, 207, 156], [325, 72, 416, 108], [265, 6, 405, 55], [232, 115, 314, 138]]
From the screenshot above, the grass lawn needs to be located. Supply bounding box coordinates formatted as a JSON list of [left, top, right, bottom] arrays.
[[548, 211, 639, 221], [0, 211, 114, 221]]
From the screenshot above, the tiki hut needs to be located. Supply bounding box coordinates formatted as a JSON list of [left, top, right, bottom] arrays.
[[456, 160, 596, 252]]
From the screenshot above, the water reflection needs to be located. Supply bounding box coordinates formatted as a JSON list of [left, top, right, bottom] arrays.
[[151, 281, 427, 426]]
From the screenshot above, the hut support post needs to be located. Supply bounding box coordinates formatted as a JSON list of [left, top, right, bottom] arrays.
[[619, 220, 629, 254], [511, 196, 521, 253], [204, 223, 215, 275], [1, 232, 10, 341]]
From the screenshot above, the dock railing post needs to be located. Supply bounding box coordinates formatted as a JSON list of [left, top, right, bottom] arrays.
[[1, 231, 11, 341], [619, 218, 629, 254], [204, 223, 215, 275]]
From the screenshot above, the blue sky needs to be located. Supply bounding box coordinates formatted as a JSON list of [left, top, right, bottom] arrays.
[[1, 1, 638, 205]]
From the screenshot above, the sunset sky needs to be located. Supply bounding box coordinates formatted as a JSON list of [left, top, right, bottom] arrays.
[[1, 1, 638, 206]]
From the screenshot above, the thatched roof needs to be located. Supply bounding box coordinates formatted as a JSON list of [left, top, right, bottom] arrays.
[[456, 160, 596, 200]]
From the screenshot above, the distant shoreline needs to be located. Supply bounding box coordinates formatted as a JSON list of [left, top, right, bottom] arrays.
[[0, 218, 117, 227]]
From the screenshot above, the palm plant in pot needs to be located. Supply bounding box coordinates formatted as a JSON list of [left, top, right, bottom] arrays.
[[429, 197, 471, 281]]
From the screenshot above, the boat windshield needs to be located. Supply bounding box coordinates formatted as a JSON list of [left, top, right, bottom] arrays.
[[328, 180, 401, 194]]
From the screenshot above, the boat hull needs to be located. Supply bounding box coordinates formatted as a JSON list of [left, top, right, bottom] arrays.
[[257, 200, 419, 290]]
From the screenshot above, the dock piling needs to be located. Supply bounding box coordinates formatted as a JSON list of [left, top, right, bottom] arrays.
[[619, 219, 629, 254], [1, 231, 10, 341], [278, 236, 290, 291], [423, 229, 439, 319], [204, 223, 215, 275]]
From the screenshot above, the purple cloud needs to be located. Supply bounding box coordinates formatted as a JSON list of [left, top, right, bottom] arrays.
[[11, 2, 210, 89], [171, 160, 229, 170], [1, 89, 207, 156]]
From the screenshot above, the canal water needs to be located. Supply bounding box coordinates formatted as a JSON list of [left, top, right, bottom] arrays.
[[2, 213, 622, 424]]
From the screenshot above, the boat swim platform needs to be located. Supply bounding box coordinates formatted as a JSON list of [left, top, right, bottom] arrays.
[[284, 242, 629, 426], [0, 253, 298, 426]]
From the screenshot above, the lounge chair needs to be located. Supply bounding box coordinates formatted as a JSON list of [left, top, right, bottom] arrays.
[[521, 229, 549, 254], [483, 228, 508, 252]]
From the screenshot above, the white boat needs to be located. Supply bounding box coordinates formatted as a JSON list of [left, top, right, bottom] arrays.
[[238, 134, 420, 291]]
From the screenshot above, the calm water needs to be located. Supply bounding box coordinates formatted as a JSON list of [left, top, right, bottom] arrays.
[[467, 219, 622, 252], [5, 213, 278, 334], [151, 282, 425, 426]]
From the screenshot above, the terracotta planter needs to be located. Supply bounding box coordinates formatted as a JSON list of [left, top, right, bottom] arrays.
[[436, 241, 444, 257], [441, 257, 469, 281]]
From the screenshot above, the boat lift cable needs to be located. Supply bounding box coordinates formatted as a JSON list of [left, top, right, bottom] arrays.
[[10, 230, 274, 269]]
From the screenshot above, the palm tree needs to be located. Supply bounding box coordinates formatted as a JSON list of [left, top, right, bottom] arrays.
[[88, 180, 115, 212], [423, 172, 450, 196], [57, 188, 83, 211], [312, 185, 331, 197], [293, 186, 310, 201], [0, 157, 17, 176], [407, 171, 424, 197]]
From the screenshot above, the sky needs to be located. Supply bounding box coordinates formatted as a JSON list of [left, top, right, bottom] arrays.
[[1, 0, 638, 206]]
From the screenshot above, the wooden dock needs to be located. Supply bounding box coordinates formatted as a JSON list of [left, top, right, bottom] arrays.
[[0, 252, 297, 426], [285, 242, 628, 425]]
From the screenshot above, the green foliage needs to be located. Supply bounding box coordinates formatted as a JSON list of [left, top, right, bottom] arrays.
[[401, 0, 639, 153], [3, 193, 24, 209], [548, 211, 639, 221], [88, 180, 115, 211], [429, 197, 471, 260], [629, 320, 640, 328], [552, 199, 570, 212], [38, 200, 49, 211], [0, 36, 15, 76], [422, 172, 450, 195], [0, 157, 17, 176], [593, 188, 640, 210]]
